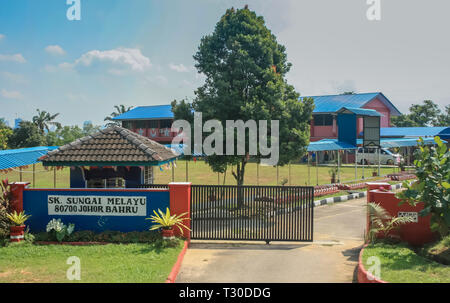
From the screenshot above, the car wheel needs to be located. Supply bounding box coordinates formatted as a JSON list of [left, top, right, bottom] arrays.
[[387, 159, 394, 165]]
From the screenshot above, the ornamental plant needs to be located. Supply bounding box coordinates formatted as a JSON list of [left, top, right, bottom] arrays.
[[146, 208, 190, 234], [46, 219, 75, 242], [366, 202, 415, 244], [6, 211, 31, 226], [396, 136, 450, 238], [0, 179, 14, 240]]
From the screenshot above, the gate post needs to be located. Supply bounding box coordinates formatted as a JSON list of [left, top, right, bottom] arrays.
[[169, 182, 191, 240], [9, 182, 29, 213]]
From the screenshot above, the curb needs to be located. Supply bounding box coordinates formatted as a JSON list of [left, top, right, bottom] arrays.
[[357, 244, 388, 283], [166, 240, 189, 283], [314, 182, 404, 207]]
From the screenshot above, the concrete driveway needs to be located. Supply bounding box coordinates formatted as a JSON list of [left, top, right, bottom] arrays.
[[176, 197, 366, 283]]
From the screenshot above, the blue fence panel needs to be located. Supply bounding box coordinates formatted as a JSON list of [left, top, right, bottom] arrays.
[[23, 189, 170, 233]]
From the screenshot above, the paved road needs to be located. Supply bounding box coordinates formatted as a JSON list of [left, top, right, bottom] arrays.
[[176, 198, 366, 283]]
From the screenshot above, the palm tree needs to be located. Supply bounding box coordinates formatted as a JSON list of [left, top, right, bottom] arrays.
[[32, 109, 62, 134], [104, 105, 134, 127]]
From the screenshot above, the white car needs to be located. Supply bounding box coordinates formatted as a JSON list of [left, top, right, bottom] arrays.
[[356, 147, 403, 165]]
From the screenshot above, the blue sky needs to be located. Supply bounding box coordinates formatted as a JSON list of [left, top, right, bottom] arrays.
[[1, 0, 449, 126]]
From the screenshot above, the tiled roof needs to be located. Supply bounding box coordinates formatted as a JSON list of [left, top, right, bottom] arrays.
[[40, 126, 178, 165]]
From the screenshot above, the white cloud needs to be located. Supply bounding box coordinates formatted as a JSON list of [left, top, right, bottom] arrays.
[[1, 89, 23, 100], [0, 72, 27, 84], [0, 53, 26, 63], [62, 48, 152, 72], [0, 34, 4, 41], [169, 63, 189, 72], [45, 45, 66, 56]]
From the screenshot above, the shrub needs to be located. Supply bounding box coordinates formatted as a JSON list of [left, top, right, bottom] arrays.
[[46, 219, 75, 242], [367, 202, 415, 244], [396, 136, 450, 238], [0, 179, 13, 240]]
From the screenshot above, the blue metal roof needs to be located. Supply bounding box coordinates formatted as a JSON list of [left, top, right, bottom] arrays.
[[112, 105, 173, 120], [375, 127, 450, 139], [0, 146, 59, 171], [307, 139, 357, 152], [356, 137, 446, 148], [307, 136, 446, 152], [302, 92, 402, 116], [337, 107, 383, 117]]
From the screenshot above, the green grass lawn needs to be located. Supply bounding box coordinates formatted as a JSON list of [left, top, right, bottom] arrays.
[[0, 240, 183, 283], [362, 242, 450, 283], [0, 161, 399, 188]]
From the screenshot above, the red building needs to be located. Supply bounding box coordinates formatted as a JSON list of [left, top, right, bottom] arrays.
[[114, 92, 402, 144], [112, 105, 178, 144], [303, 92, 401, 142]]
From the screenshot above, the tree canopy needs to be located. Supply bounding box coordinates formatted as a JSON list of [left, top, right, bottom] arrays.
[[392, 100, 449, 127], [172, 6, 314, 188]]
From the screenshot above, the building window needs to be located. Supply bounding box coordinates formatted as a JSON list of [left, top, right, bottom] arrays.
[[313, 114, 333, 126], [148, 120, 159, 128], [160, 119, 172, 129], [122, 121, 133, 129], [136, 120, 146, 129]]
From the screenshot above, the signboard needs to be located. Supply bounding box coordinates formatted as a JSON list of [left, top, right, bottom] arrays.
[[398, 211, 418, 223], [48, 195, 147, 216], [363, 116, 380, 148]]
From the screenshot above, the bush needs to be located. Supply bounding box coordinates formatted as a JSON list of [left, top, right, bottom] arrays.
[[396, 136, 450, 238], [0, 179, 13, 241], [33, 230, 162, 244]]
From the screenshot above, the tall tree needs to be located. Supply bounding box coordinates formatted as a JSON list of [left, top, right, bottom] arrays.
[[104, 105, 134, 127], [32, 109, 62, 134], [437, 105, 450, 127], [173, 7, 314, 192], [392, 100, 442, 127], [9, 121, 47, 148], [0, 119, 12, 150]]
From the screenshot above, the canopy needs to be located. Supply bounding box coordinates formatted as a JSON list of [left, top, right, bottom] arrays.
[[0, 146, 58, 171], [356, 137, 447, 148], [307, 139, 357, 152]]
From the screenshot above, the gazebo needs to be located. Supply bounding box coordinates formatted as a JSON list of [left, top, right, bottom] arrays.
[[39, 126, 179, 188]]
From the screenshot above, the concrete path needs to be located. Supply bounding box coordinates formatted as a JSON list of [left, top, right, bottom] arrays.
[[176, 197, 366, 283]]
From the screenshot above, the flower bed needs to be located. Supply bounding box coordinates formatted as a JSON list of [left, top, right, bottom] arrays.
[[313, 185, 339, 197], [388, 173, 416, 181]]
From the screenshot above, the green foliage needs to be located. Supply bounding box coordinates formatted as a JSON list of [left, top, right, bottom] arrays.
[[367, 202, 415, 244], [146, 208, 190, 234], [173, 6, 314, 188], [46, 219, 75, 242], [396, 136, 450, 238], [33, 229, 162, 244], [104, 105, 134, 127], [0, 179, 13, 240], [391, 100, 445, 127], [6, 211, 31, 226], [8, 121, 47, 148], [0, 127, 12, 150], [32, 109, 61, 135]]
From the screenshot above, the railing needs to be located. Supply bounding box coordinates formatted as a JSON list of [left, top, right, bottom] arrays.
[[136, 184, 169, 189], [190, 185, 314, 242]]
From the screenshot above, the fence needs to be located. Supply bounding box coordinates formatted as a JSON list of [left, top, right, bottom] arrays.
[[189, 184, 314, 242]]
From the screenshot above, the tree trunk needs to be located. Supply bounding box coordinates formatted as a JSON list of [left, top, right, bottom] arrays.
[[232, 156, 248, 209]]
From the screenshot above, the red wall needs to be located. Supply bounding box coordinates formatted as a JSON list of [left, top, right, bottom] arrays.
[[311, 96, 393, 141], [368, 189, 436, 246]]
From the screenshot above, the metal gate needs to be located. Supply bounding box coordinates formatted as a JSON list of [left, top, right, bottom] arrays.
[[190, 185, 314, 242]]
